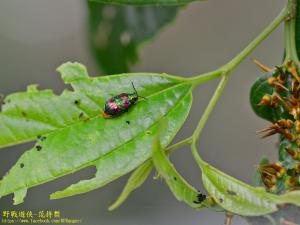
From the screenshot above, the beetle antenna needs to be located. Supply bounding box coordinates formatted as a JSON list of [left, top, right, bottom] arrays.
[[139, 95, 147, 100], [131, 82, 138, 95], [131, 81, 147, 100]]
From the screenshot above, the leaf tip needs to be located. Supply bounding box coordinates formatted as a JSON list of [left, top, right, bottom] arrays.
[[26, 84, 39, 93], [13, 189, 27, 205], [57, 62, 89, 84], [49, 192, 60, 200], [107, 203, 118, 211]]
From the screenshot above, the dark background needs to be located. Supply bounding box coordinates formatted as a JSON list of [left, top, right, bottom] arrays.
[[0, 0, 284, 224]]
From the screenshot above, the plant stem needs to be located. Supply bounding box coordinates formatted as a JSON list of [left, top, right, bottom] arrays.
[[188, 4, 291, 152], [189, 5, 289, 85], [165, 136, 193, 154], [225, 214, 234, 225], [170, 2, 291, 155], [284, 0, 300, 64], [186, 4, 292, 165], [186, 70, 223, 86], [192, 75, 228, 143], [190, 75, 228, 164]]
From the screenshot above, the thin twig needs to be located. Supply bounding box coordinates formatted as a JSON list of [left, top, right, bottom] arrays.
[[281, 218, 299, 225], [224, 213, 233, 225]]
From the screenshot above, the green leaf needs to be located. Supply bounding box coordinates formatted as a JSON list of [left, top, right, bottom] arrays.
[[152, 135, 209, 209], [88, 2, 178, 74], [0, 62, 193, 204], [89, 0, 199, 6], [108, 160, 153, 211], [199, 158, 300, 216], [249, 71, 289, 123]]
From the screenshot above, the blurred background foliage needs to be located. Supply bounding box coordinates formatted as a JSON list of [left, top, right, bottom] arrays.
[[88, 1, 179, 74]]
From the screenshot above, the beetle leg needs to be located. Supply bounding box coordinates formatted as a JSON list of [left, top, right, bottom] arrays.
[[102, 112, 112, 119]]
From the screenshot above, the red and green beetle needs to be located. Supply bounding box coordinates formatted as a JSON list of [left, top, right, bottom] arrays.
[[102, 82, 146, 119]]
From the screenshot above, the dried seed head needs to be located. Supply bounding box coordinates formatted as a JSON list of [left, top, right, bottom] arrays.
[[277, 119, 294, 129], [295, 121, 300, 133], [268, 77, 277, 86], [276, 66, 286, 84], [252, 58, 272, 72], [287, 62, 300, 83], [260, 174, 275, 190], [260, 162, 286, 178], [293, 108, 300, 120], [273, 93, 291, 112], [268, 185, 277, 193], [283, 131, 296, 142], [296, 139, 300, 148], [285, 176, 296, 187], [257, 123, 282, 138], [295, 163, 300, 173], [291, 80, 300, 98], [286, 119, 294, 128], [274, 82, 289, 91], [287, 97, 298, 106], [274, 162, 286, 178], [258, 95, 271, 106], [285, 147, 299, 160]]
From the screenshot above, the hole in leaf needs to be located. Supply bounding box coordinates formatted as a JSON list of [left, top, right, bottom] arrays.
[[193, 193, 206, 204], [50, 166, 97, 191]]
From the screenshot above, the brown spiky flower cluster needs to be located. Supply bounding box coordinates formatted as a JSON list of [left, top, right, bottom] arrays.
[[254, 59, 300, 193]]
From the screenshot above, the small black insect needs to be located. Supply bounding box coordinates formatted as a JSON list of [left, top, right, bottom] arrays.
[[219, 198, 224, 203], [193, 193, 206, 204], [36, 145, 42, 151], [20, 163, 25, 168], [173, 177, 177, 181], [126, 120, 131, 125]]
